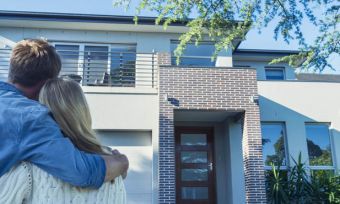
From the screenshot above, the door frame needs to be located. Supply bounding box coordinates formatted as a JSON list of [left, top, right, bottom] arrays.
[[175, 126, 216, 204]]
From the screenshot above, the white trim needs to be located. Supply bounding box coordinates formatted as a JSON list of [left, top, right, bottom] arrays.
[[309, 166, 335, 170], [82, 86, 158, 94], [264, 166, 288, 170]]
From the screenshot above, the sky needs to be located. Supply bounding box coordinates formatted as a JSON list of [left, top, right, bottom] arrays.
[[1, 0, 339, 73]]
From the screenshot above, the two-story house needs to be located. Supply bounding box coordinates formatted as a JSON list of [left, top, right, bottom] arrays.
[[0, 10, 339, 204]]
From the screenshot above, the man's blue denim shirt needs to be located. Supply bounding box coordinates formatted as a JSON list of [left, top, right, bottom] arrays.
[[0, 81, 106, 188]]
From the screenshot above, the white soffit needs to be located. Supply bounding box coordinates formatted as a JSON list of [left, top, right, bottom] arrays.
[[0, 19, 190, 33]]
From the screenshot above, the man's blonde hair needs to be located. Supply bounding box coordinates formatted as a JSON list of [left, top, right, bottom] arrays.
[[9, 39, 61, 87]]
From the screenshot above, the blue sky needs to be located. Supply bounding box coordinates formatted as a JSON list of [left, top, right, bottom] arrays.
[[1, 0, 339, 73]]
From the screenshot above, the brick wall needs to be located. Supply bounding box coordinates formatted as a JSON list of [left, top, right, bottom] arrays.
[[158, 53, 267, 204]]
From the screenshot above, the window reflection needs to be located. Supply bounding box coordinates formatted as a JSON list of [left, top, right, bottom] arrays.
[[55, 45, 80, 77], [170, 41, 216, 66], [181, 168, 208, 181], [261, 123, 287, 166], [181, 134, 207, 146], [182, 187, 208, 199], [305, 124, 333, 166], [265, 68, 285, 80], [181, 151, 208, 163]]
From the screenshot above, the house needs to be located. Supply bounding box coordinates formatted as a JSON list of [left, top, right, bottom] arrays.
[[0, 10, 339, 204]]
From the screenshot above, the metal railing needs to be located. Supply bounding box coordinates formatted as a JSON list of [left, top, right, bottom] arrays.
[[0, 49, 158, 88]]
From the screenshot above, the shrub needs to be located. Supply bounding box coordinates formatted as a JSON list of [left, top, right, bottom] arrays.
[[266, 153, 340, 204]]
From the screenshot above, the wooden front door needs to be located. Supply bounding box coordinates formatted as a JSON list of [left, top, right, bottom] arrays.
[[175, 127, 216, 204]]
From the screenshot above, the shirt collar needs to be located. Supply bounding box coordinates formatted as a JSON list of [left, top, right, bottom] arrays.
[[0, 81, 24, 95]]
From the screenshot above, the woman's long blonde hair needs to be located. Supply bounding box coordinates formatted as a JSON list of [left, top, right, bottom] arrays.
[[39, 78, 105, 154]]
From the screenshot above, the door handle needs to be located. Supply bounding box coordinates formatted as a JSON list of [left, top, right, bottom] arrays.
[[208, 162, 213, 171]]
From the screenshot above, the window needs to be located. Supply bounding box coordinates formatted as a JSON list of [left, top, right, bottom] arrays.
[[265, 67, 285, 80], [170, 41, 216, 66], [110, 44, 136, 86], [261, 122, 288, 168], [262, 122, 288, 200], [84, 46, 109, 85], [305, 123, 334, 171], [55, 44, 80, 77], [54, 43, 136, 86]]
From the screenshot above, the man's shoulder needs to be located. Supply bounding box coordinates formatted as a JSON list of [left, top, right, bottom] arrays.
[[0, 90, 50, 122]]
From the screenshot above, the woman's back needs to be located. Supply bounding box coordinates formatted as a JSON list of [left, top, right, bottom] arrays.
[[0, 162, 126, 204]]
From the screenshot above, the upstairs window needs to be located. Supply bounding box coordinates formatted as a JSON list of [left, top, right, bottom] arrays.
[[261, 122, 288, 169], [54, 43, 136, 86], [170, 41, 216, 66], [305, 123, 334, 171], [265, 67, 285, 80]]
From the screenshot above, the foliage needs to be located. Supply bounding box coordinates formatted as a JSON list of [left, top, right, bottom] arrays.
[[264, 135, 286, 166], [266, 153, 340, 204], [307, 139, 333, 166], [113, 0, 339, 71]]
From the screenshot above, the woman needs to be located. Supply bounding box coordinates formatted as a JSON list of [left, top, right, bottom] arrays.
[[0, 78, 127, 204], [39, 77, 112, 155]]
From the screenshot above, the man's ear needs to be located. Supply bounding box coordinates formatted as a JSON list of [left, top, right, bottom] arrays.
[[32, 80, 48, 99], [13, 80, 47, 100]]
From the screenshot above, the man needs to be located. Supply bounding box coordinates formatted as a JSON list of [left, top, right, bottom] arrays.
[[0, 39, 128, 188]]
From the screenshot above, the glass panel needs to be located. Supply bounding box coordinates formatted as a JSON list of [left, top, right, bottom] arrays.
[[182, 187, 208, 199], [306, 124, 333, 166], [84, 46, 109, 85], [110, 44, 136, 87], [181, 151, 207, 163], [55, 45, 80, 77], [265, 68, 284, 80], [181, 134, 207, 146], [261, 123, 287, 166], [171, 41, 216, 66], [182, 168, 208, 181]]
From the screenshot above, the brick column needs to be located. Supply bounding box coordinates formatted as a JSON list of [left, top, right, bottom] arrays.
[[158, 52, 176, 204], [242, 110, 267, 203]]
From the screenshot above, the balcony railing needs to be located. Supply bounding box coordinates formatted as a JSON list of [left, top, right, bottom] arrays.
[[0, 49, 158, 88]]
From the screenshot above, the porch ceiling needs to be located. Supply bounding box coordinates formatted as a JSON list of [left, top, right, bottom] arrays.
[[174, 109, 239, 122]]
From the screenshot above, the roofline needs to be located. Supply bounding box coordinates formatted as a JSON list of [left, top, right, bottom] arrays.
[[0, 10, 188, 26], [0, 10, 247, 50], [234, 49, 300, 55]]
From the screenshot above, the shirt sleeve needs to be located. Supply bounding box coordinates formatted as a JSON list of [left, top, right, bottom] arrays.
[[19, 108, 106, 188]]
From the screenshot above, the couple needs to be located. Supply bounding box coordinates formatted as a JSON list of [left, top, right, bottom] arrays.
[[0, 39, 128, 203]]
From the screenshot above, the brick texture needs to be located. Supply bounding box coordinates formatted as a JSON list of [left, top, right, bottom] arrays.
[[158, 53, 267, 204]]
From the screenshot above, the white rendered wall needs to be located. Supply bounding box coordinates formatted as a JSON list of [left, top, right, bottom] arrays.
[[227, 120, 246, 204], [258, 81, 340, 173]]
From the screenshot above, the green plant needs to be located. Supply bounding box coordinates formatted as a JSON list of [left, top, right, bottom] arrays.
[[265, 163, 289, 204], [266, 153, 340, 204], [310, 171, 340, 204]]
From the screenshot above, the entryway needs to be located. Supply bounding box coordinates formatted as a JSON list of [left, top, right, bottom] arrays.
[[174, 109, 247, 204]]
